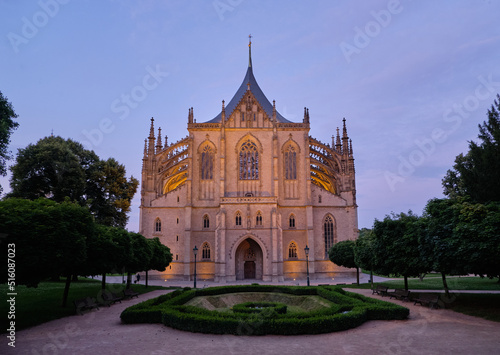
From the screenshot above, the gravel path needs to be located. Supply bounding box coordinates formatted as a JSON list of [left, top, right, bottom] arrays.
[[4, 287, 500, 355]]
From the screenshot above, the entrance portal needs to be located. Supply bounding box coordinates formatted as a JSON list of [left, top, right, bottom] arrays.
[[244, 261, 256, 279], [235, 238, 263, 280]]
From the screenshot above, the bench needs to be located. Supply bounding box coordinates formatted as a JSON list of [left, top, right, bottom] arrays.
[[101, 290, 123, 305], [74, 297, 100, 315], [123, 288, 139, 299], [413, 294, 440, 309], [388, 288, 411, 302], [372, 285, 388, 297]]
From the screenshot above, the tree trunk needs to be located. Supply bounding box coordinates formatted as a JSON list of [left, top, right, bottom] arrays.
[[145, 270, 149, 288], [404, 276, 409, 291], [101, 273, 106, 291], [356, 267, 360, 285], [126, 272, 132, 289], [370, 269, 374, 289], [62, 275, 72, 307], [441, 272, 450, 298]]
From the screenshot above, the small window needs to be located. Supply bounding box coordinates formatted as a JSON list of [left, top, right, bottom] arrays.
[[176, 235, 179, 242], [256, 211, 262, 226], [203, 214, 210, 228], [176, 254, 178, 261], [236, 212, 242, 226], [177, 196, 180, 202], [288, 242, 297, 259], [177, 218, 179, 224], [202, 242, 210, 260], [241, 112, 245, 121], [253, 113, 256, 121], [155, 218, 161, 232], [318, 195, 322, 203], [289, 214, 295, 228]]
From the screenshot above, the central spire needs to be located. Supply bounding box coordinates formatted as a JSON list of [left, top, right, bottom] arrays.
[[248, 34, 252, 68], [206, 37, 290, 123]]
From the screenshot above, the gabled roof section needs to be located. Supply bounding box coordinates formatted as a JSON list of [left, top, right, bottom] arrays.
[[206, 40, 291, 123]]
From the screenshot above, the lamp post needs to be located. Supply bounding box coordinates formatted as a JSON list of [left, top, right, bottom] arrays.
[[193, 245, 198, 289], [304, 245, 310, 287]]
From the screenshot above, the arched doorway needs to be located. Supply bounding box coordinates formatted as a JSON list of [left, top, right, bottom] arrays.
[[235, 238, 263, 280]]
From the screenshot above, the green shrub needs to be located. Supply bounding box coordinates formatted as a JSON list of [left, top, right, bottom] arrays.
[[122, 285, 409, 335]]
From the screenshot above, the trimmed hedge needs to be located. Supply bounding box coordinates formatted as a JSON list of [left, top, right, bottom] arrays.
[[120, 285, 409, 335], [232, 301, 288, 315]]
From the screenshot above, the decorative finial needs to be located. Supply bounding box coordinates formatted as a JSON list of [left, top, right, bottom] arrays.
[[149, 117, 155, 138], [248, 34, 252, 68]]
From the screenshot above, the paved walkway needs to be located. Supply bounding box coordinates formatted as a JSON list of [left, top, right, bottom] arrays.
[[5, 276, 500, 355]]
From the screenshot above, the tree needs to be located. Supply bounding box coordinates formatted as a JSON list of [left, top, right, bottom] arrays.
[[443, 94, 500, 203], [0, 91, 19, 194], [124, 232, 152, 289], [0, 198, 92, 306], [452, 201, 500, 281], [372, 212, 428, 290], [145, 237, 173, 287], [354, 228, 375, 287], [83, 224, 122, 290], [86, 158, 139, 228], [329, 240, 359, 284], [9, 136, 138, 227], [422, 198, 466, 297]]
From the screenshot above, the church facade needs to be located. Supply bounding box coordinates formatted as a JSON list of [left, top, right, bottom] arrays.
[[139, 42, 358, 282]]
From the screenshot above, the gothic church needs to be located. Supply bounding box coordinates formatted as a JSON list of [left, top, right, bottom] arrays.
[[140, 41, 358, 282]]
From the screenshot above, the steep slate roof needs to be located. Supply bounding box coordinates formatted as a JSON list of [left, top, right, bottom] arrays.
[[206, 43, 291, 123]]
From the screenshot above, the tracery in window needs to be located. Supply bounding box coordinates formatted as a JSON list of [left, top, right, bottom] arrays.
[[236, 211, 242, 226], [256, 211, 262, 226], [202, 242, 211, 260], [284, 145, 297, 180], [324, 215, 335, 258], [155, 218, 161, 232], [289, 214, 296, 228], [201, 145, 214, 180], [239, 140, 259, 180], [288, 242, 297, 259], [203, 214, 209, 228]]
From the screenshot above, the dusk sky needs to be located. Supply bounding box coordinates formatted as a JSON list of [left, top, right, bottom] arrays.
[[1, 0, 499, 232]]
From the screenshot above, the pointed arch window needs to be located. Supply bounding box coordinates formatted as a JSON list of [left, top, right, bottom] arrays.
[[235, 211, 242, 226], [324, 215, 335, 258], [201, 145, 214, 180], [256, 211, 262, 226], [202, 242, 211, 260], [155, 218, 161, 232], [288, 242, 298, 259], [284, 145, 297, 180], [203, 214, 210, 229], [239, 140, 259, 180], [289, 214, 296, 228]]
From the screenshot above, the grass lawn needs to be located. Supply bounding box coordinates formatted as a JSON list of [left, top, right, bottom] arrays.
[[348, 276, 500, 322], [1, 278, 166, 332], [352, 276, 500, 291], [445, 294, 500, 322]]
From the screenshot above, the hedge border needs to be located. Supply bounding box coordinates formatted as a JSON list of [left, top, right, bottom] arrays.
[[121, 285, 409, 335]]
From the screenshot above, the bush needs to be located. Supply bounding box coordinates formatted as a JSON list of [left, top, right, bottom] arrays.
[[232, 301, 287, 315], [122, 285, 409, 335]]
